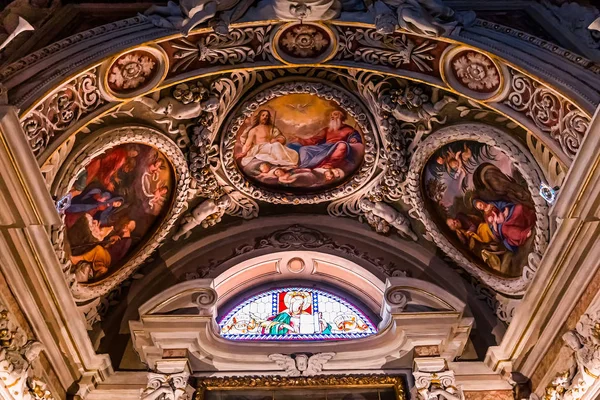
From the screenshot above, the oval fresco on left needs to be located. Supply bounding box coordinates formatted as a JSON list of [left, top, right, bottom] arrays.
[[423, 141, 536, 278], [233, 93, 365, 194], [63, 144, 174, 284]]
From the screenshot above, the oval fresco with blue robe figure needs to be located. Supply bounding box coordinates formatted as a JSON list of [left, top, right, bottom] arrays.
[[423, 141, 536, 278], [63, 143, 174, 284]]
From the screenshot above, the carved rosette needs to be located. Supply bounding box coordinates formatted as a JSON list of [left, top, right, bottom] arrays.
[[51, 126, 190, 301], [441, 45, 509, 101], [404, 123, 549, 295], [220, 81, 379, 204], [99, 45, 169, 100], [273, 22, 337, 64]]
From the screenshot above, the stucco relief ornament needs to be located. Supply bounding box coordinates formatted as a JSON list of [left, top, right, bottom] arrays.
[[359, 198, 417, 241], [143, 0, 254, 36], [273, 0, 341, 21], [141, 371, 190, 400], [281, 25, 328, 57], [135, 82, 219, 136], [413, 369, 464, 400], [172, 195, 230, 241], [379, 84, 456, 148], [375, 0, 474, 37], [503, 71, 589, 160], [21, 68, 105, 157], [108, 53, 156, 91], [452, 52, 500, 91], [269, 353, 335, 376]]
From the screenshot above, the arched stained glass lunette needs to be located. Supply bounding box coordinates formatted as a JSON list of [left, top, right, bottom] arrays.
[[218, 287, 378, 341]]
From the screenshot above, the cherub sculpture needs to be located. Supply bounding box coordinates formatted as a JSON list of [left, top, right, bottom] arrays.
[[379, 85, 455, 135], [273, 0, 341, 21], [172, 195, 230, 241], [135, 83, 219, 135], [269, 353, 335, 376], [359, 198, 418, 241], [144, 0, 254, 36], [373, 0, 474, 37]]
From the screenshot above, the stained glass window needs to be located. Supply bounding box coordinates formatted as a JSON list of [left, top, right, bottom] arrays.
[[218, 287, 377, 340]]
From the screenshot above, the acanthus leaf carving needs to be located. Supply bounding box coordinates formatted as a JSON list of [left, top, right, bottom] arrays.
[[21, 68, 105, 157]]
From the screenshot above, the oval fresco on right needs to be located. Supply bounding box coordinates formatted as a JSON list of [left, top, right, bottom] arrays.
[[423, 141, 536, 278]]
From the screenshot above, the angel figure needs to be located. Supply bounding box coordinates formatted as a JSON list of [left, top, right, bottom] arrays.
[[135, 83, 219, 135], [172, 196, 230, 241], [374, 0, 474, 37], [269, 353, 335, 377], [144, 0, 255, 36], [380, 86, 456, 136], [359, 198, 418, 241], [273, 0, 341, 21]]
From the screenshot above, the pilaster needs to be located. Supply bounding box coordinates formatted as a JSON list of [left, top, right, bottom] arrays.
[[0, 106, 112, 398]]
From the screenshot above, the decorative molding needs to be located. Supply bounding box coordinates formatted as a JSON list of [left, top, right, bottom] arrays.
[[195, 375, 406, 400], [404, 123, 549, 295], [540, 305, 600, 400], [502, 69, 590, 160], [163, 26, 274, 75], [51, 125, 190, 301], [183, 224, 408, 281], [441, 45, 510, 102]]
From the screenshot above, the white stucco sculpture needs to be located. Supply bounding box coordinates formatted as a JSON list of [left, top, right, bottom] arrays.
[[374, 0, 473, 37], [269, 352, 335, 376], [135, 84, 219, 134], [172, 196, 230, 241], [273, 0, 341, 21], [359, 198, 418, 241], [144, 0, 255, 36]]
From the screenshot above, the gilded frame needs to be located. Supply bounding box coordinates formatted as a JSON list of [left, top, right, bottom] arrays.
[[195, 375, 406, 400]]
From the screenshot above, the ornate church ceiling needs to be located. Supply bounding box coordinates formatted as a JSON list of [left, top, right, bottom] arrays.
[[8, 8, 595, 327], [1, 0, 600, 398]]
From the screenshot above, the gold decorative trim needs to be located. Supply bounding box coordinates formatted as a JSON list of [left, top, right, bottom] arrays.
[[195, 375, 406, 400]]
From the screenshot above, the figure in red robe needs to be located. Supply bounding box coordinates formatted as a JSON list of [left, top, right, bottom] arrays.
[[85, 147, 139, 191]]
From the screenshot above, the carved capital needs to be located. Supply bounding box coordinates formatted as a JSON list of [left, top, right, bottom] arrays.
[[413, 358, 464, 400]]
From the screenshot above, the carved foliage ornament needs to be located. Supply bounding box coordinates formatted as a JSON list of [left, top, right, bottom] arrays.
[[504, 70, 590, 160], [220, 80, 379, 204], [0, 299, 55, 400], [51, 126, 190, 301], [404, 123, 549, 295], [21, 68, 105, 158], [100, 45, 169, 100], [273, 22, 336, 64]]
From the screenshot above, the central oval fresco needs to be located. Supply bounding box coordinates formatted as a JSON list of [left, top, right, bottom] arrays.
[[233, 93, 365, 194]]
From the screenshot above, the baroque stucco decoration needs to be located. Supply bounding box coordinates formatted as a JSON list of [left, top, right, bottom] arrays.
[[0, 299, 55, 400], [0, 1, 593, 325]]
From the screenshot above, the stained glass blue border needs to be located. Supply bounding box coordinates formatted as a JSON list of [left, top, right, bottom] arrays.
[[218, 287, 378, 341]]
